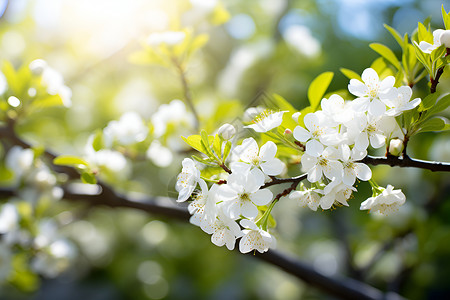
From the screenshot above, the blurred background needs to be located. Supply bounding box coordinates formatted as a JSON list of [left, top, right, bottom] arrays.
[[0, 0, 449, 299]]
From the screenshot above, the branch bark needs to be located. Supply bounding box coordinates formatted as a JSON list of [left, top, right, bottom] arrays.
[[361, 155, 450, 172]]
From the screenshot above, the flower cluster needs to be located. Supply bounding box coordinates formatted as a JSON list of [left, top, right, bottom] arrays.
[[177, 67, 417, 253]]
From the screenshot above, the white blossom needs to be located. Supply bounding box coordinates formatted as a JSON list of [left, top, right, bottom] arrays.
[[301, 147, 342, 183], [239, 219, 276, 253], [103, 111, 148, 147], [176, 158, 201, 202], [360, 185, 406, 215], [320, 179, 356, 210], [383, 86, 421, 117], [201, 209, 242, 250], [188, 180, 219, 226], [244, 110, 287, 133], [219, 169, 273, 219], [348, 68, 396, 116], [289, 188, 321, 211], [338, 144, 372, 186], [232, 138, 284, 179], [293, 112, 337, 157], [146, 140, 173, 167]]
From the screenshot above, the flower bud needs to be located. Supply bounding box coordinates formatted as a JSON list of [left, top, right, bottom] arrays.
[[440, 30, 450, 48], [388, 139, 404, 156], [29, 59, 47, 76], [217, 123, 236, 140], [284, 128, 293, 136], [292, 112, 301, 123]]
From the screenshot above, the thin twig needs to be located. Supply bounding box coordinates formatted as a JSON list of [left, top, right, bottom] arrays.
[[171, 56, 200, 129]]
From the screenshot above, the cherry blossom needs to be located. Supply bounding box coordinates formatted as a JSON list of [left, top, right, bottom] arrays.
[[348, 68, 396, 116], [232, 138, 284, 177], [338, 144, 372, 186], [239, 219, 276, 253], [289, 188, 321, 211], [200, 209, 242, 250], [360, 185, 406, 215], [219, 169, 273, 219], [301, 147, 342, 183], [176, 158, 201, 202], [244, 110, 287, 133], [383, 86, 421, 117]]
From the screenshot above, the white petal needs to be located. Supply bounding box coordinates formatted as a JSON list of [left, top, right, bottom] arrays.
[[355, 163, 372, 181], [368, 99, 386, 117], [307, 165, 322, 182], [342, 168, 356, 186], [303, 113, 319, 132], [355, 133, 369, 151], [250, 189, 273, 206], [293, 126, 311, 142], [305, 139, 324, 157], [361, 68, 379, 85], [379, 76, 395, 91], [369, 133, 386, 148], [348, 79, 368, 97], [259, 141, 277, 161], [260, 158, 284, 176], [237, 138, 259, 163], [241, 201, 258, 219]]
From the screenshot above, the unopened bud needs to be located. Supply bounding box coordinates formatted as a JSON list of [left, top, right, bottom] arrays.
[[284, 128, 293, 136], [29, 59, 47, 76], [389, 139, 404, 156], [292, 112, 301, 123], [440, 30, 450, 48], [217, 123, 236, 140]]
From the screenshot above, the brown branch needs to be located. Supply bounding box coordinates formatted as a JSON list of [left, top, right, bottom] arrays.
[[262, 173, 307, 189], [430, 48, 450, 94], [361, 155, 450, 172]]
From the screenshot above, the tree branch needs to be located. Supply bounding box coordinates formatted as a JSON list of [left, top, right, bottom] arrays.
[[361, 155, 450, 172]]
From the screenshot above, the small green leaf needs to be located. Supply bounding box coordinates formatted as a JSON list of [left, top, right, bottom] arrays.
[[442, 5, 450, 30], [370, 43, 401, 70], [272, 93, 296, 112], [428, 94, 450, 115], [81, 172, 97, 184], [192, 155, 217, 167], [418, 117, 446, 132], [222, 140, 232, 162], [384, 24, 405, 49], [340, 68, 362, 81], [53, 155, 89, 167], [421, 93, 440, 111], [418, 22, 432, 43], [92, 130, 104, 151], [307, 72, 334, 111], [182, 135, 209, 154], [213, 134, 221, 157]]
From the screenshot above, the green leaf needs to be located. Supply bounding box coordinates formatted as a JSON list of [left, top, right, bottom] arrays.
[[418, 117, 446, 132], [370, 43, 401, 70], [213, 134, 221, 157], [384, 24, 405, 49], [421, 93, 440, 111], [418, 22, 432, 43], [30, 95, 64, 109], [92, 130, 104, 151], [272, 93, 296, 112], [307, 72, 334, 111], [340, 68, 362, 81], [192, 155, 217, 167], [222, 140, 232, 162], [53, 155, 89, 167], [443, 5, 450, 30], [210, 2, 230, 25], [81, 172, 97, 184], [429, 94, 450, 115]]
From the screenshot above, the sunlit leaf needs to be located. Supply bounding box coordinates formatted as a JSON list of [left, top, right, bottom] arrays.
[[307, 72, 334, 111]]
